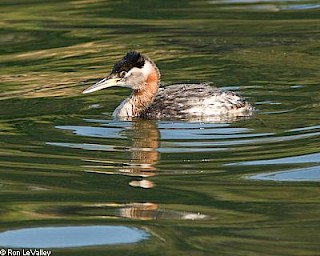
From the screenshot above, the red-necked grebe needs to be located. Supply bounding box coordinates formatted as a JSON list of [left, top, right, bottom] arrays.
[[82, 51, 254, 119]]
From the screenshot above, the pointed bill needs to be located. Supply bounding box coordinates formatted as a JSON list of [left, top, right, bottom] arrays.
[[82, 77, 121, 94]]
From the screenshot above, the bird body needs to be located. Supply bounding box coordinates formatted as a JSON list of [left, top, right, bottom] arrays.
[[142, 84, 253, 119], [83, 51, 253, 120]]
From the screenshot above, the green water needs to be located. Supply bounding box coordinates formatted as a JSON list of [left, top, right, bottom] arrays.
[[0, 0, 320, 255]]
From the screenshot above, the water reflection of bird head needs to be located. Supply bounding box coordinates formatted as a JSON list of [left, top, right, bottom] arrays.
[[82, 51, 253, 120]]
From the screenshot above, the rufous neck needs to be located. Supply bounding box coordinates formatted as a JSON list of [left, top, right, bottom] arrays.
[[130, 61, 160, 116]]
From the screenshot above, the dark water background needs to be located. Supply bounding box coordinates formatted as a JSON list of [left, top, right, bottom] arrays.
[[0, 0, 319, 255]]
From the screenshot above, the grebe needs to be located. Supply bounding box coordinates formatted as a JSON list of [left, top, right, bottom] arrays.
[[82, 51, 254, 120]]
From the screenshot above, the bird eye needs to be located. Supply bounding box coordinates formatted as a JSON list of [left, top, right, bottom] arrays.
[[120, 71, 127, 77]]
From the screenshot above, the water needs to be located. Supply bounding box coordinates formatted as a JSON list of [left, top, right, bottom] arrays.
[[0, 226, 148, 248], [0, 0, 319, 255]]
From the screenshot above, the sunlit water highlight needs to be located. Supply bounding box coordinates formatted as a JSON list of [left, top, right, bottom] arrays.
[[0, 226, 148, 248]]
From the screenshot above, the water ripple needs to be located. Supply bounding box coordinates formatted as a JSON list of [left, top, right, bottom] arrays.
[[248, 165, 320, 182], [229, 153, 320, 166]]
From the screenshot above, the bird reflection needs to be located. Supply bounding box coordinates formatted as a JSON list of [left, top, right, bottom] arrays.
[[49, 116, 246, 221], [85, 119, 159, 189], [30, 202, 208, 221], [124, 119, 159, 177], [44, 117, 225, 221]]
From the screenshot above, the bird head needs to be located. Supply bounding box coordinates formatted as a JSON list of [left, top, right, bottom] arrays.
[[82, 51, 158, 94]]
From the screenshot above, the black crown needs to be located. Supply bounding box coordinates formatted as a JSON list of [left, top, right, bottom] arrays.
[[112, 51, 145, 73]]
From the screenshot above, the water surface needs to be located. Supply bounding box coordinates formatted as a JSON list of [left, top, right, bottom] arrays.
[[0, 0, 319, 255]]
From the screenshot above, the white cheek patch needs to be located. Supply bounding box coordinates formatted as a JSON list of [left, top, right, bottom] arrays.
[[140, 61, 153, 78], [125, 61, 152, 80], [124, 61, 153, 78], [125, 67, 140, 78]]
